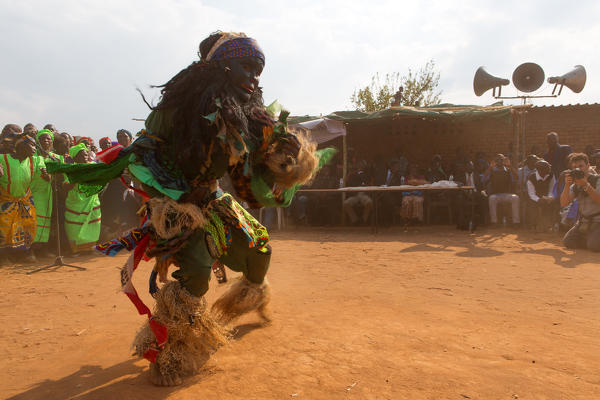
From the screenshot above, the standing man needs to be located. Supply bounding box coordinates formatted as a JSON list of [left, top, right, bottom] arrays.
[[560, 153, 600, 252], [544, 132, 572, 179]]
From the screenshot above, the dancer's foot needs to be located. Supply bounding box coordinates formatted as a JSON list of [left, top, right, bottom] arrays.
[[212, 277, 271, 326], [257, 302, 272, 325], [149, 362, 183, 386]]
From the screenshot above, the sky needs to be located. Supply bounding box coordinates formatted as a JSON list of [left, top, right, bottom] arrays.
[[1, 0, 598, 141]]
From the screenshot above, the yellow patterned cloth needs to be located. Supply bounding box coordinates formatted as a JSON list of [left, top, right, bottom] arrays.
[[0, 189, 37, 249]]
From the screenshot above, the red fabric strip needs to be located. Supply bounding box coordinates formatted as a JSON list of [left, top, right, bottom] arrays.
[[124, 234, 168, 363], [65, 206, 101, 215], [120, 176, 150, 201], [64, 217, 101, 225]]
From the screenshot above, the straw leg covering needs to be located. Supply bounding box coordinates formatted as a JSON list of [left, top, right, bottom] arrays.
[[132, 281, 229, 386], [211, 276, 272, 326]]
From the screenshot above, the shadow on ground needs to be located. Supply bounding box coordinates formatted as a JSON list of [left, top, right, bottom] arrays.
[[7, 358, 219, 400], [273, 226, 595, 268]]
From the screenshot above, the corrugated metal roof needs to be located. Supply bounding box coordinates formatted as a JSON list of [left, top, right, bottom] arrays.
[[532, 103, 600, 109]]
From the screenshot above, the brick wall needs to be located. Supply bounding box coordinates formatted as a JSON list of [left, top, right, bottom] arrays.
[[347, 104, 600, 169], [522, 104, 600, 156]]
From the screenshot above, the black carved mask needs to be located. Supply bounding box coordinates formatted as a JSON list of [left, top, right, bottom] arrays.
[[220, 56, 264, 104]]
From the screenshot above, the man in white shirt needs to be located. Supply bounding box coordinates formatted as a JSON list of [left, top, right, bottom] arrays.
[[526, 160, 557, 231]]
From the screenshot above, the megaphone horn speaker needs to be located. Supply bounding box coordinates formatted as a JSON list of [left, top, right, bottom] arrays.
[[512, 62, 545, 93], [473, 67, 510, 97], [548, 65, 586, 95]]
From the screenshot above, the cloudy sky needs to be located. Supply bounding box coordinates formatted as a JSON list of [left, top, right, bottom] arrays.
[[1, 0, 598, 140]]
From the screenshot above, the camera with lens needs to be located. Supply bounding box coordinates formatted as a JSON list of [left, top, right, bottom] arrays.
[[565, 168, 588, 196], [567, 168, 586, 180]]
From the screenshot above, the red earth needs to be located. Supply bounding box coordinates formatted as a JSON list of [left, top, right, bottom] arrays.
[[2, 226, 600, 399]]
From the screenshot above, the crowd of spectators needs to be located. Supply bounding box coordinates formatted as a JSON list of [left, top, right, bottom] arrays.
[[2, 122, 598, 264], [289, 132, 600, 252], [0, 123, 141, 265]]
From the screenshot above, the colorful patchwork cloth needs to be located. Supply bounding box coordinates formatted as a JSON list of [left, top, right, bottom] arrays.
[[0, 189, 37, 250], [209, 192, 269, 251], [96, 225, 150, 257]]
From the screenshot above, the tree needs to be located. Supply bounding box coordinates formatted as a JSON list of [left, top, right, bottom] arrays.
[[350, 60, 442, 111]]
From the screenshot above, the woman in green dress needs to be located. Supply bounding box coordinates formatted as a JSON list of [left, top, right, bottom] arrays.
[[31, 129, 59, 250], [0, 135, 42, 264], [63, 143, 101, 253]]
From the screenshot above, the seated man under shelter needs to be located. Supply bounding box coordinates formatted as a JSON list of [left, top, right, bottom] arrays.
[[343, 160, 373, 225], [485, 154, 520, 226], [526, 160, 557, 232]]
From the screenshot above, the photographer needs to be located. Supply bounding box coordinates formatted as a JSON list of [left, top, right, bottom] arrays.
[[560, 153, 600, 252]]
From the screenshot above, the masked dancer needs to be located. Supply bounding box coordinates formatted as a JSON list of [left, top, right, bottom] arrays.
[[48, 31, 333, 386]]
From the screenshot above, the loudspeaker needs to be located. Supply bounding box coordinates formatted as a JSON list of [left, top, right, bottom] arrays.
[[548, 65, 586, 94], [473, 67, 510, 96], [512, 62, 545, 93]]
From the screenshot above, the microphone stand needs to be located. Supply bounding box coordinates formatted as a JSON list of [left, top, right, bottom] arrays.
[[27, 159, 85, 274]]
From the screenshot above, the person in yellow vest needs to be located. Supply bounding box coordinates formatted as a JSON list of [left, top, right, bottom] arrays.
[[0, 135, 43, 264]]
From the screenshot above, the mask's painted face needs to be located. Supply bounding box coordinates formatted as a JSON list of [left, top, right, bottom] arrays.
[[38, 134, 53, 151], [221, 56, 264, 104]]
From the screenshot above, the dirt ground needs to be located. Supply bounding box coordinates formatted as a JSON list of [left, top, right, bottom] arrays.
[[2, 226, 600, 400]]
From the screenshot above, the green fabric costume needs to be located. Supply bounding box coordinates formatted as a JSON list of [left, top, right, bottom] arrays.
[[64, 177, 101, 252], [48, 105, 333, 297], [0, 154, 38, 250], [0, 154, 35, 197], [31, 154, 55, 243]]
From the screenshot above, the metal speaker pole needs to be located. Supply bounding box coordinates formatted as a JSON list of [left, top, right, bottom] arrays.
[[473, 66, 510, 96], [512, 62, 545, 93], [548, 65, 586, 95]]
